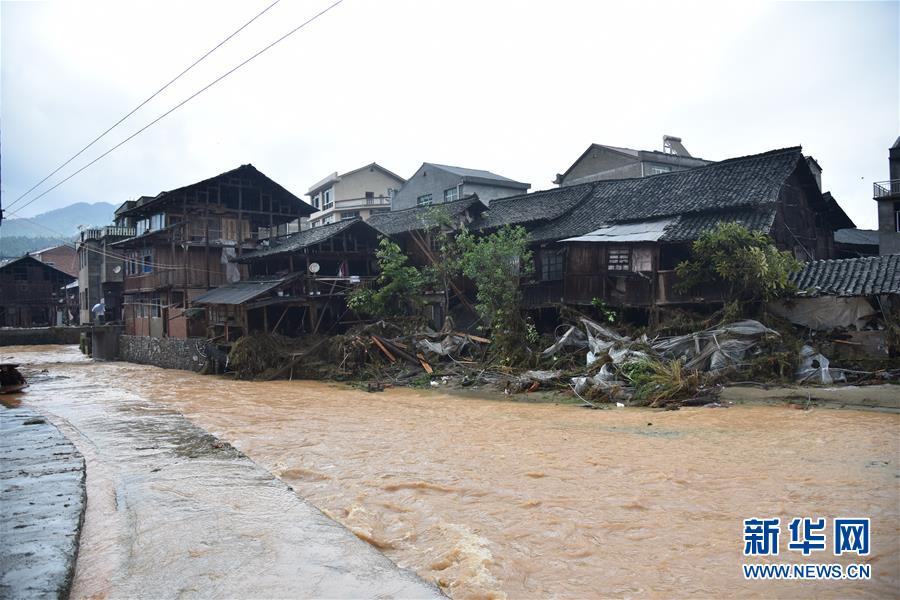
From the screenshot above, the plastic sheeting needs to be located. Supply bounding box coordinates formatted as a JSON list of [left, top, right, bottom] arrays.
[[795, 344, 845, 384], [651, 320, 777, 373], [768, 297, 877, 331]]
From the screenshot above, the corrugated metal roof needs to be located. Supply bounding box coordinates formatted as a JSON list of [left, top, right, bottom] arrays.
[[834, 228, 879, 246], [561, 218, 674, 243], [192, 278, 288, 305], [791, 255, 900, 297]]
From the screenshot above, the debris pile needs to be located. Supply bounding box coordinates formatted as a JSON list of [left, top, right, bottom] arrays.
[[224, 311, 900, 407]]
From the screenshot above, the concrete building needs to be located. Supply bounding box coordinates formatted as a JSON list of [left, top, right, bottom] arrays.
[[307, 163, 405, 228], [874, 137, 900, 255], [76, 225, 136, 324], [390, 163, 529, 211], [554, 136, 712, 187]]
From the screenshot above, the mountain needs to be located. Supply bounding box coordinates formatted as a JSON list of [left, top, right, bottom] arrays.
[[1, 201, 117, 238]]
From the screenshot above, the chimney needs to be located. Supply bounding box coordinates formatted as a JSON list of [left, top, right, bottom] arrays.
[[805, 156, 822, 191], [663, 135, 692, 157]]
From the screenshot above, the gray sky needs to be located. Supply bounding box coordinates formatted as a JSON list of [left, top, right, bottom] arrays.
[[1, 0, 897, 229]]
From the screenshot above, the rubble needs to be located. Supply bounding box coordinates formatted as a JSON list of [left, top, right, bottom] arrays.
[[222, 309, 899, 409]]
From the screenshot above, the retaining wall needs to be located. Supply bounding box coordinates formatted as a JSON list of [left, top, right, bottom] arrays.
[[118, 335, 209, 372], [0, 326, 91, 347]]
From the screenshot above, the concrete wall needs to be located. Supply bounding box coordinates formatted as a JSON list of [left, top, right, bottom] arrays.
[[118, 335, 209, 372], [392, 165, 526, 211], [0, 326, 91, 346], [560, 147, 637, 185], [465, 182, 528, 206], [78, 240, 102, 324], [877, 198, 900, 255], [392, 165, 464, 211], [334, 167, 403, 202]]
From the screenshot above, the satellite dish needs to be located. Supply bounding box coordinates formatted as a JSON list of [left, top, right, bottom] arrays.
[[308, 262, 320, 274], [113, 265, 122, 274]]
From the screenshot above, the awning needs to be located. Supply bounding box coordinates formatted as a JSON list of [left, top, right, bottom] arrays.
[[193, 278, 287, 305], [561, 218, 674, 243]]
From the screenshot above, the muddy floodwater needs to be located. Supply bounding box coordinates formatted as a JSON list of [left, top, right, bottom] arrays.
[[6, 346, 900, 599]]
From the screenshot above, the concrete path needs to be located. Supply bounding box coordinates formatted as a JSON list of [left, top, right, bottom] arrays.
[[4, 348, 442, 599], [0, 404, 86, 600]]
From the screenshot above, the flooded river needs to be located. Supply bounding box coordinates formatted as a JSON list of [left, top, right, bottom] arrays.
[[5, 345, 899, 598]]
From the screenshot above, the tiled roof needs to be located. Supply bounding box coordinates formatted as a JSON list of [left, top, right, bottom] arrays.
[[660, 205, 779, 242], [237, 218, 364, 262], [476, 183, 595, 230], [481, 147, 801, 243], [368, 196, 486, 236], [791, 255, 900, 297], [120, 164, 312, 217]]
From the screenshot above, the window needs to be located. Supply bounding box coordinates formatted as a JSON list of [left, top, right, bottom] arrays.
[[313, 194, 321, 209], [444, 186, 460, 202], [322, 189, 333, 209], [417, 193, 432, 206], [142, 251, 153, 273], [607, 247, 630, 271], [365, 192, 375, 205], [370, 208, 391, 215], [341, 211, 360, 220], [540, 250, 564, 281], [323, 214, 335, 225], [646, 165, 671, 175], [894, 202, 900, 232], [633, 247, 653, 272], [149, 213, 165, 231], [150, 296, 161, 318]]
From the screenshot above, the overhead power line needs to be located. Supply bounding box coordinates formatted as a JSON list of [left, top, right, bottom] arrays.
[[5, 0, 344, 220], [4, 0, 282, 213]]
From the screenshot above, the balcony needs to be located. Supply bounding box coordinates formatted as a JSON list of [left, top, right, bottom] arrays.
[[103, 226, 136, 238], [873, 180, 900, 198]]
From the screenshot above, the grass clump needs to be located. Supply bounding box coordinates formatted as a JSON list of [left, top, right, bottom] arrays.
[[620, 357, 701, 407]]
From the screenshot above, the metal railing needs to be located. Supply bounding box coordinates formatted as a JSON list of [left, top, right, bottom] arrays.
[[873, 180, 900, 198]]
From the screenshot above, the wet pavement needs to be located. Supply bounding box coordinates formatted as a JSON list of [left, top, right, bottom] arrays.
[[0, 403, 86, 600], [3, 346, 440, 599]]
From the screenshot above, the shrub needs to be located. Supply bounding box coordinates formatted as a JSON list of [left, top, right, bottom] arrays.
[[675, 222, 802, 303]]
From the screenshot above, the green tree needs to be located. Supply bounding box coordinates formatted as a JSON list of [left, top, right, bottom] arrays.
[[348, 237, 426, 317], [455, 225, 533, 351], [675, 222, 802, 302]]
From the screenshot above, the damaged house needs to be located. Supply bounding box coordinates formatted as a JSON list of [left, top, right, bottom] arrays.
[[477, 147, 851, 315], [111, 164, 313, 338], [772, 254, 900, 356], [194, 218, 380, 342]]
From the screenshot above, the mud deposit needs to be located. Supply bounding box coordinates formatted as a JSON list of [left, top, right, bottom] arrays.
[[6, 345, 899, 599]]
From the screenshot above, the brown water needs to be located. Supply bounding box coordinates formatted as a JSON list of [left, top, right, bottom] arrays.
[[6, 346, 900, 598]]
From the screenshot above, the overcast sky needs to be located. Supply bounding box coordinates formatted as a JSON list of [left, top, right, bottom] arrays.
[[1, 0, 897, 229]]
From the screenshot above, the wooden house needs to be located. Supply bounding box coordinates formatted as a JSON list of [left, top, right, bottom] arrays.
[[0, 255, 76, 327], [111, 164, 313, 338], [477, 147, 851, 311], [194, 218, 380, 342]]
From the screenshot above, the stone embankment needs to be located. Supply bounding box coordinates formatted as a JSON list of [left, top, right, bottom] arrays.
[[0, 405, 87, 599]]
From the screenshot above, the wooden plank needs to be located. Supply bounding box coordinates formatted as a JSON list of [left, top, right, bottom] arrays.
[[416, 353, 433, 374], [371, 336, 397, 362]]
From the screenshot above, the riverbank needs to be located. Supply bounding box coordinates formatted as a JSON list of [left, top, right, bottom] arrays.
[[2, 345, 441, 599], [0, 402, 86, 599]]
